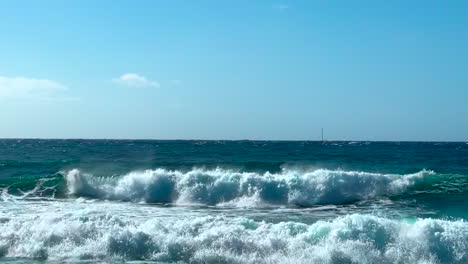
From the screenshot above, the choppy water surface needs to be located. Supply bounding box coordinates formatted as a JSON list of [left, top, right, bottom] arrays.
[[1, 140, 467, 263]]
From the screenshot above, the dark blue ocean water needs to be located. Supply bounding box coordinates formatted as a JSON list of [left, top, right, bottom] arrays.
[[1, 139, 467, 263], [1, 139, 467, 176]]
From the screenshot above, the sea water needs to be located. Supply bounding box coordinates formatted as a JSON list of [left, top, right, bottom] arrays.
[[0, 139, 467, 263]]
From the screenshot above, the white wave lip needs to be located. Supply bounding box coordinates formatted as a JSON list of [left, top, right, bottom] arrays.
[[65, 168, 434, 206], [0, 211, 466, 263]]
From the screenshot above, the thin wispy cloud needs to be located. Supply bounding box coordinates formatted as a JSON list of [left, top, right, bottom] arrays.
[[0, 76, 69, 100], [272, 4, 289, 9], [113, 73, 160, 88]]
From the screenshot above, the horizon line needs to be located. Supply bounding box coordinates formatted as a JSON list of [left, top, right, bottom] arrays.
[[0, 137, 466, 143]]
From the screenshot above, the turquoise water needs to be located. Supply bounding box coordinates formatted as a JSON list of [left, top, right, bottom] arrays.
[[1, 139, 467, 263]]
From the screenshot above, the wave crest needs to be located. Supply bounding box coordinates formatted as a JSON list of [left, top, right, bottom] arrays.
[[65, 168, 434, 206]]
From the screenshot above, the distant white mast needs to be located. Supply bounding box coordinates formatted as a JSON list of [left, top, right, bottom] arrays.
[[321, 128, 324, 142]]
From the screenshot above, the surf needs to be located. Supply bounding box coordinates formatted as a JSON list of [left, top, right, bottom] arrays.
[[0, 209, 466, 263], [4, 167, 466, 207]]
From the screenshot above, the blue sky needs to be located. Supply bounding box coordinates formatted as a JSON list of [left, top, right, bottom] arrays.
[[0, 0, 467, 141]]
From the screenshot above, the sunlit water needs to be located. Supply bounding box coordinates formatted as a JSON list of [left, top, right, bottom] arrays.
[[1, 140, 467, 263]]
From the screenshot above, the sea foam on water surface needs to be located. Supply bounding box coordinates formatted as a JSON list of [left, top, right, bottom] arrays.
[[0, 208, 466, 263]]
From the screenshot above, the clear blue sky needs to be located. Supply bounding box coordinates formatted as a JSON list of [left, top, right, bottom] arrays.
[[0, 0, 467, 141]]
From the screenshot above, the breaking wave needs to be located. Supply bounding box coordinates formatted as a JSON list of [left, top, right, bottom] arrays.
[[0, 211, 466, 263], [60, 168, 438, 206], [3, 167, 465, 207]]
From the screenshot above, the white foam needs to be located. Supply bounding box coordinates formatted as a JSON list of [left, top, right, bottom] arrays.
[[0, 209, 466, 263], [65, 168, 434, 206]]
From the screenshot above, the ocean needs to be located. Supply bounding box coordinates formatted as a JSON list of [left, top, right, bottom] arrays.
[[0, 139, 467, 263]]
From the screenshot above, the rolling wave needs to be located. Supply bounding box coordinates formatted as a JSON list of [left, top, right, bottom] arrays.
[[64, 168, 440, 206], [0, 211, 466, 263], [2, 168, 466, 206]]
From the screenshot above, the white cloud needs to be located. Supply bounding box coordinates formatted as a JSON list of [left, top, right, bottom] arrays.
[[113, 73, 160, 88], [0, 76, 67, 98], [273, 4, 289, 9]]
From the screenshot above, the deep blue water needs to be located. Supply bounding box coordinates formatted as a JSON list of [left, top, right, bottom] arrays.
[[1, 139, 467, 178]]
